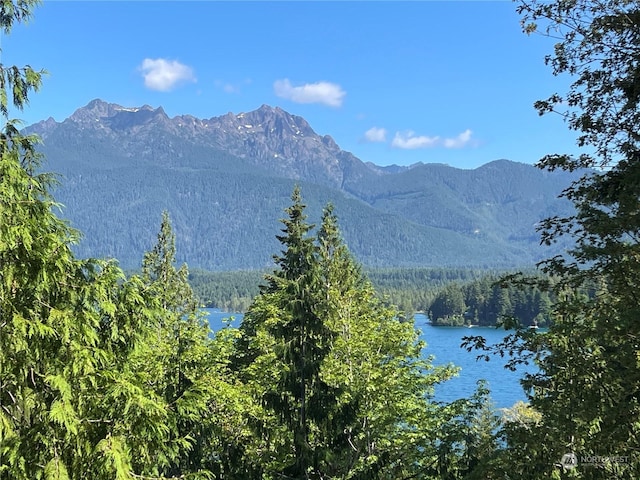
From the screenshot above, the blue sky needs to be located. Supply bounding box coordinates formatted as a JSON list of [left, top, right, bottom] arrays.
[[3, 1, 581, 169]]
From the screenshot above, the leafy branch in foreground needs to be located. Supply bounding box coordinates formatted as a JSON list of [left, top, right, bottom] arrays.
[[461, 1, 640, 477]]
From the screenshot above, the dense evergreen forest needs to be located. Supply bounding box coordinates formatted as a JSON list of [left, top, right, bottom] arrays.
[[188, 267, 554, 328], [4, 1, 640, 479], [187, 267, 499, 314], [188, 266, 554, 329], [428, 276, 554, 327]]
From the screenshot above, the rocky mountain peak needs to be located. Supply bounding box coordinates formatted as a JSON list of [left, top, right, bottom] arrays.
[[68, 99, 122, 123], [64, 99, 167, 129], [62, 101, 170, 138], [194, 104, 353, 186], [210, 104, 316, 139], [27, 99, 371, 187]]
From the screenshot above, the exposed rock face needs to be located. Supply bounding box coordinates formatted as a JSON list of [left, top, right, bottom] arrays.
[[29, 99, 371, 188]]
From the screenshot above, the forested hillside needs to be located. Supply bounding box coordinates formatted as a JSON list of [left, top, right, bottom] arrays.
[[25, 99, 577, 270], [428, 275, 553, 327], [188, 266, 553, 329]]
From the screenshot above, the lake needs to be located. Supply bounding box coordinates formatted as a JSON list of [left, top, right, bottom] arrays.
[[204, 309, 532, 409]]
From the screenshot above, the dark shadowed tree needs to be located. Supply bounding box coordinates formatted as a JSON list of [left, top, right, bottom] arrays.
[[234, 187, 342, 478], [464, 1, 640, 477]]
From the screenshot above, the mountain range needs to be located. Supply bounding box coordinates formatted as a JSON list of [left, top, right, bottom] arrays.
[[24, 99, 575, 270]]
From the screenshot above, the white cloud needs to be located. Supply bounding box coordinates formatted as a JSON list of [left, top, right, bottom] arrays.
[[444, 129, 473, 148], [363, 127, 387, 143], [273, 78, 346, 107], [391, 129, 475, 149], [391, 131, 440, 149], [139, 58, 196, 92]]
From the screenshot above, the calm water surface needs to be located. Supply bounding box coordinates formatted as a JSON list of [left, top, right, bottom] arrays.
[[204, 309, 531, 409]]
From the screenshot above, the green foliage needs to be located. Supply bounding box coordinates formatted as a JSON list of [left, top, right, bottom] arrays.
[[188, 266, 501, 314], [136, 211, 212, 476], [0, 0, 44, 116], [135, 212, 265, 479], [189, 268, 265, 311], [430, 284, 468, 326], [366, 267, 495, 314], [461, 1, 640, 478], [233, 189, 481, 479], [430, 382, 504, 479], [234, 188, 344, 477], [429, 275, 554, 327], [0, 95, 167, 478], [520, 0, 640, 474]]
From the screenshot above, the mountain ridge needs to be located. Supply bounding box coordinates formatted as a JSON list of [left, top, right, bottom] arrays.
[[28, 99, 371, 188], [25, 99, 575, 270]]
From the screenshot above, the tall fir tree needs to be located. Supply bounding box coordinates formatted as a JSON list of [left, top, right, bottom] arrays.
[[142, 211, 197, 314], [316, 205, 465, 479], [137, 211, 234, 479], [236, 191, 468, 479], [236, 186, 341, 478]]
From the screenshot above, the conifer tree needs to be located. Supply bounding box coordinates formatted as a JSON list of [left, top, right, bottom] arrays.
[[316, 205, 462, 479], [236, 191, 465, 479], [236, 186, 341, 478], [137, 211, 256, 479], [142, 211, 197, 314]]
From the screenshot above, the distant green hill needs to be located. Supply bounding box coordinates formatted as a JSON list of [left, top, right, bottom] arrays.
[[27, 99, 576, 270]]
